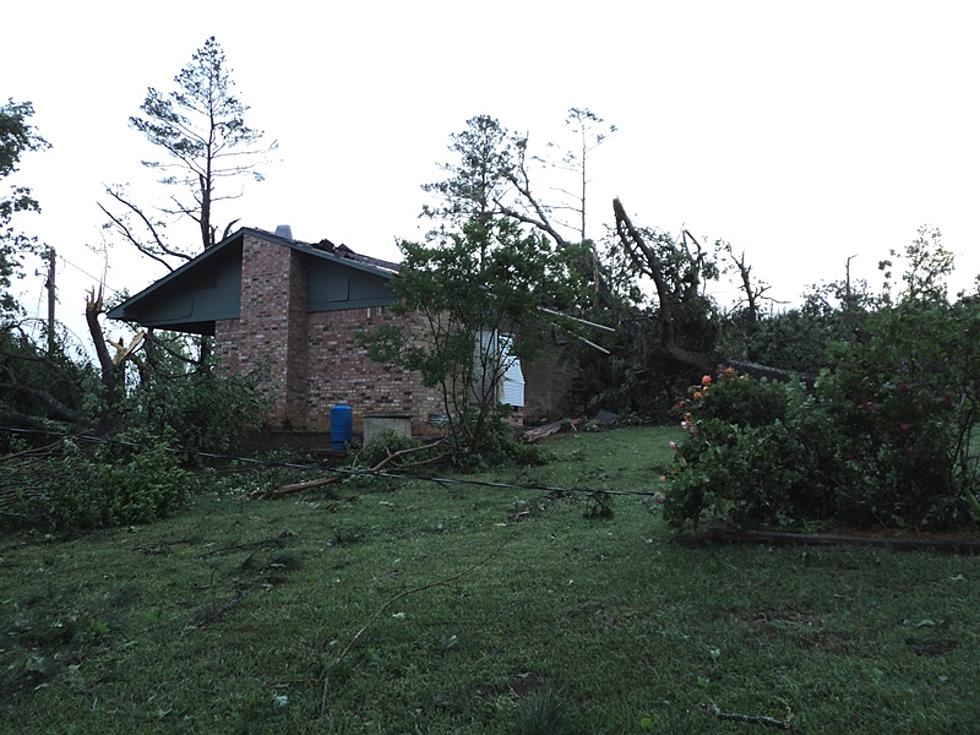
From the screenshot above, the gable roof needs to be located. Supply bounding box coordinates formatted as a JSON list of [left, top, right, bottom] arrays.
[[107, 227, 398, 325]]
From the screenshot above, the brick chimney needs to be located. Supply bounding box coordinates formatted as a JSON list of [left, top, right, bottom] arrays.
[[217, 232, 309, 428]]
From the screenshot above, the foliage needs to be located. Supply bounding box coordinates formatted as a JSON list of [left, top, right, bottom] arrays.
[[362, 216, 580, 462], [121, 369, 268, 457], [584, 225, 723, 418], [665, 309, 980, 530], [0, 325, 98, 432], [879, 225, 955, 304], [821, 300, 980, 524], [0, 99, 48, 320], [664, 372, 856, 529], [422, 114, 513, 230], [452, 406, 544, 469], [4, 430, 188, 531], [355, 428, 423, 468], [423, 110, 615, 249], [730, 308, 836, 372]]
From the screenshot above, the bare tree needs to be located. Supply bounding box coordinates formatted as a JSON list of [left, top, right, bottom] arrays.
[[716, 240, 772, 324], [101, 36, 273, 270]]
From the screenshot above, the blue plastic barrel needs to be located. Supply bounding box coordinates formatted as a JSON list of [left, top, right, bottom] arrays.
[[330, 404, 353, 450]]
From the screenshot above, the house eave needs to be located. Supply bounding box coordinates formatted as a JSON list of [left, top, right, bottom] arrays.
[[107, 227, 398, 324]]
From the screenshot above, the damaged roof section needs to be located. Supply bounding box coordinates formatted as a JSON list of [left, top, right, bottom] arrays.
[[107, 227, 397, 335]]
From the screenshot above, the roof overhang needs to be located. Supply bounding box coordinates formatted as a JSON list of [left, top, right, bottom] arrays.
[[107, 227, 398, 332]]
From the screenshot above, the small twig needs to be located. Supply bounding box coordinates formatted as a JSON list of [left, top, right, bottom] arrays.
[[705, 703, 800, 732], [318, 536, 513, 718], [187, 589, 249, 627], [194, 532, 292, 558]]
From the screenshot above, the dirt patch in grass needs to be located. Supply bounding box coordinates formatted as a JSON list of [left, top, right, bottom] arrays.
[[906, 638, 957, 657], [750, 608, 818, 633], [749, 609, 851, 651], [796, 631, 851, 654]]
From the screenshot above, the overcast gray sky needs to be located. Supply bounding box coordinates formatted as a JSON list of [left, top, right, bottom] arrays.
[[4, 0, 979, 348]]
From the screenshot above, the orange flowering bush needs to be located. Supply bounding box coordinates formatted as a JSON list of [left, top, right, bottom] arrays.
[[664, 373, 852, 529], [664, 303, 979, 530]]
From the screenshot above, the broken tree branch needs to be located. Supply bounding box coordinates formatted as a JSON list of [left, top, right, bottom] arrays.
[[256, 439, 446, 499], [705, 703, 800, 732], [613, 198, 712, 372]]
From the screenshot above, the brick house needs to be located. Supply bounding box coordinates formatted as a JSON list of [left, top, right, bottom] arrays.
[[108, 226, 575, 435], [108, 226, 453, 433]]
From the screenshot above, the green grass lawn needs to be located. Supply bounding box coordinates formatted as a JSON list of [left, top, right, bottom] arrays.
[[1, 427, 978, 734]]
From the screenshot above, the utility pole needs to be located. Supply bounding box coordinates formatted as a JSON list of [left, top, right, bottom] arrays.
[[45, 246, 55, 354]]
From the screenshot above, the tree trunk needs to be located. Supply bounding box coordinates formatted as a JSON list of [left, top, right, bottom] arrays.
[[85, 286, 124, 432]]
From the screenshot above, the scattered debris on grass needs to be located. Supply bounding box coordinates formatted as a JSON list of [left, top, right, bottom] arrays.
[[195, 530, 295, 558], [704, 703, 800, 732], [522, 419, 581, 444], [252, 439, 445, 499]]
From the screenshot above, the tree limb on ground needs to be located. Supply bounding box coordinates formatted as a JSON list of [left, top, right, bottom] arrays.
[[705, 703, 801, 732], [522, 418, 581, 443], [252, 439, 445, 499]]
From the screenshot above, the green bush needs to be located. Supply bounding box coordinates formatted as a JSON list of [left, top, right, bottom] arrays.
[[681, 371, 789, 427], [665, 375, 858, 529], [664, 336, 978, 531], [452, 407, 544, 469], [817, 302, 978, 527], [123, 372, 267, 457], [356, 429, 423, 468], [6, 430, 188, 532]]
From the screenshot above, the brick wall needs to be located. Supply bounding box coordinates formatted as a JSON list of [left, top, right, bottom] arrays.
[[302, 306, 444, 431], [214, 234, 443, 433]]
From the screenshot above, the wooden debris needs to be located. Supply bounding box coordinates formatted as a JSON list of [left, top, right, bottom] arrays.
[[522, 418, 581, 443], [254, 439, 445, 499], [706, 523, 980, 555], [705, 703, 800, 732]]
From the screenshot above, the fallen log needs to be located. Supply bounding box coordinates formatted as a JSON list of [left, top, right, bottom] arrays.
[[522, 419, 581, 443], [705, 523, 980, 555]]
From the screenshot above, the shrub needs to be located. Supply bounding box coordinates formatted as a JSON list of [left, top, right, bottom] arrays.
[[452, 407, 544, 469], [664, 374, 856, 529], [123, 372, 267, 457], [5, 430, 188, 532], [680, 370, 788, 427], [664, 350, 977, 531], [817, 302, 977, 527]]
